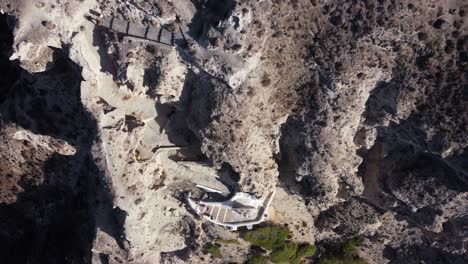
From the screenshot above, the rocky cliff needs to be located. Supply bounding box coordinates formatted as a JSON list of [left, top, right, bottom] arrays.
[[0, 0, 466, 263]]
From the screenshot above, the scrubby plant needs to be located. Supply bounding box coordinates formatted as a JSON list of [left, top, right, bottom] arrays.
[[343, 237, 363, 255], [319, 237, 367, 264], [289, 255, 304, 264], [270, 242, 298, 263], [297, 244, 317, 258], [242, 225, 317, 264], [243, 225, 289, 250], [246, 255, 269, 264], [204, 243, 222, 258]]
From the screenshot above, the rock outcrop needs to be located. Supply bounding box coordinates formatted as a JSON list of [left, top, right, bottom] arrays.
[[0, 0, 466, 263]]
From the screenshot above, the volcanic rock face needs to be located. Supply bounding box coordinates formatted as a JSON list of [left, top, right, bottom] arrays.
[[0, 11, 97, 263], [0, 0, 467, 263]]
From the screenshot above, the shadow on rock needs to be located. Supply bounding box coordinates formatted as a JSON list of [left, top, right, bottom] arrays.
[[0, 13, 124, 264], [187, 0, 235, 44]]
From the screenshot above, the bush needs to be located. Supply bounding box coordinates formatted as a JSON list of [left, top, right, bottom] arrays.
[[270, 242, 298, 263], [343, 237, 363, 255], [297, 244, 317, 258], [243, 226, 289, 250], [205, 243, 221, 258], [289, 255, 304, 264], [247, 255, 269, 264], [319, 237, 367, 264], [242, 225, 317, 264], [320, 256, 367, 264]]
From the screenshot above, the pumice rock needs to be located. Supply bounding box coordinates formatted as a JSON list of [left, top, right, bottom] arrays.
[[0, 0, 466, 263]]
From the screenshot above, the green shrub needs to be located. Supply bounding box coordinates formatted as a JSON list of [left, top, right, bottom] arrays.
[[297, 244, 317, 258], [243, 225, 318, 264], [243, 226, 289, 250], [247, 255, 269, 264], [343, 237, 363, 255], [205, 243, 221, 258], [289, 255, 303, 264], [270, 242, 298, 263], [319, 256, 342, 264], [319, 237, 367, 264]]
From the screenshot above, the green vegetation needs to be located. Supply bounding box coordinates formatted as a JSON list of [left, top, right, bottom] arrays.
[[270, 242, 298, 263], [246, 255, 269, 264], [204, 243, 222, 258], [297, 244, 317, 258], [218, 238, 240, 245], [241, 226, 366, 263], [242, 225, 317, 264], [290, 255, 304, 264], [319, 237, 367, 264], [243, 225, 289, 250]]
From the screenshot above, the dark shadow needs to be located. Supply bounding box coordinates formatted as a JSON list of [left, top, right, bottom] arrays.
[[0, 14, 20, 105], [388, 244, 466, 264], [219, 162, 240, 185], [160, 216, 197, 262], [276, 79, 329, 199], [275, 116, 310, 197], [111, 207, 130, 249], [0, 13, 125, 263], [314, 196, 385, 236], [99, 253, 110, 264], [382, 245, 397, 261], [0, 32, 96, 264], [153, 69, 204, 161], [92, 24, 119, 77], [383, 149, 468, 194], [152, 64, 242, 186], [187, 0, 235, 45], [363, 80, 399, 126], [88, 15, 187, 51], [143, 60, 162, 99], [355, 28, 468, 250]]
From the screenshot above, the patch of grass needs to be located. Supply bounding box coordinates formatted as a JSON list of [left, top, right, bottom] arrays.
[[246, 255, 269, 264], [243, 225, 289, 250], [218, 238, 240, 245], [319, 237, 367, 264], [204, 243, 222, 258], [270, 242, 298, 263]]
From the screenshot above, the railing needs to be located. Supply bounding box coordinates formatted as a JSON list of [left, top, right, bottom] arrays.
[[87, 16, 190, 47]]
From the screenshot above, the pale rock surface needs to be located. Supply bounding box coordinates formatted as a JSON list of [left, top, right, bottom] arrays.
[[0, 0, 467, 263]]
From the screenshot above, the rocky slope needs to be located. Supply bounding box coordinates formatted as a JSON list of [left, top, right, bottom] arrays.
[[0, 0, 466, 263]]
